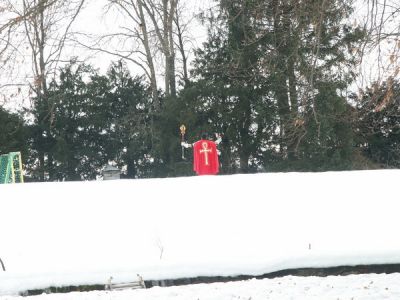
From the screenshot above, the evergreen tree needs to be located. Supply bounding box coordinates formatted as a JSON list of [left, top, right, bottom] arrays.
[[104, 61, 156, 178], [354, 79, 400, 168], [0, 107, 27, 156], [27, 60, 157, 181], [28, 62, 110, 181], [181, 0, 274, 174], [182, 0, 364, 172]]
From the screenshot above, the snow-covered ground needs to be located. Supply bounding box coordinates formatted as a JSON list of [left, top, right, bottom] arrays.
[[1, 170, 400, 298], [2, 273, 400, 300]]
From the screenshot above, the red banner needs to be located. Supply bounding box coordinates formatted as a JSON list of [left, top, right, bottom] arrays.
[[193, 140, 219, 175]]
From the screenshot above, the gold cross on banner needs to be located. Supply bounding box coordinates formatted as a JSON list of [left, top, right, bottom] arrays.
[[199, 142, 212, 165]]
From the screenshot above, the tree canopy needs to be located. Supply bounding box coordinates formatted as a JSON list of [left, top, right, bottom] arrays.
[[0, 0, 399, 180]]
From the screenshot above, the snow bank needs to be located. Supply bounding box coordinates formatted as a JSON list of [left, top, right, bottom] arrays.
[[1, 170, 399, 295]]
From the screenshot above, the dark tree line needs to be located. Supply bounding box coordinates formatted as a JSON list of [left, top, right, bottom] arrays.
[[1, 0, 399, 181], [178, 0, 366, 173], [23, 60, 164, 181]]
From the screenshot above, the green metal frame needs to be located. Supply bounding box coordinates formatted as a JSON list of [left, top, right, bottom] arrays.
[[0, 152, 24, 184]]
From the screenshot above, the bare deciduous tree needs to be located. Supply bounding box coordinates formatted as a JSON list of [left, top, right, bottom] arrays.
[[88, 0, 196, 103], [140, 0, 177, 97], [0, 0, 85, 108], [97, 0, 160, 106], [356, 0, 400, 88], [19, 0, 85, 98], [174, 2, 195, 86], [0, 0, 58, 103], [0, 0, 85, 179]]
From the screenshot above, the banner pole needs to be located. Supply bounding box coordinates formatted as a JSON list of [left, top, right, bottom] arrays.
[[180, 124, 186, 159]]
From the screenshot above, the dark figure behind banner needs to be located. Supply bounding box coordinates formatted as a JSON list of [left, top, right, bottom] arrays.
[[181, 133, 221, 175]]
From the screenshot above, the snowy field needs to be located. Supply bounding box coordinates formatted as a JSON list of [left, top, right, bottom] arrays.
[[2, 273, 400, 300], [1, 170, 400, 298]]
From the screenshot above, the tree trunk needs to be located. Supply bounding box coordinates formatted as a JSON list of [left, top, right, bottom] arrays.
[[140, 0, 178, 98], [0, 257, 5, 271], [167, 0, 176, 97], [272, 0, 292, 157], [168, 54, 176, 97], [175, 8, 189, 85], [138, 0, 159, 108], [238, 96, 252, 173]]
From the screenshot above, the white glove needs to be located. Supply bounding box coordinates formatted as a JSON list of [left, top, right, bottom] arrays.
[[181, 142, 192, 148]]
